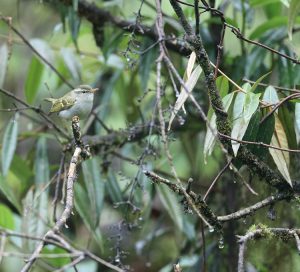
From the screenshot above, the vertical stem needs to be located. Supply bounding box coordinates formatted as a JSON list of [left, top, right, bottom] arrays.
[[194, 0, 200, 36]]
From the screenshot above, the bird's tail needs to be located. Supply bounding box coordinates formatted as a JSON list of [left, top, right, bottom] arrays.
[[44, 98, 55, 104], [44, 98, 56, 114]]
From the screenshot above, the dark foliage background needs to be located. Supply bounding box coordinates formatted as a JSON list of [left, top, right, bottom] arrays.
[[0, 0, 300, 271]]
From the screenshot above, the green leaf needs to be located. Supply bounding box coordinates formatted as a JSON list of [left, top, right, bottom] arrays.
[[106, 171, 123, 203], [0, 204, 14, 230], [231, 92, 261, 156], [10, 155, 32, 194], [270, 115, 292, 186], [156, 185, 183, 232], [249, 16, 300, 39], [281, 0, 290, 7], [102, 28, 124, 60], [295, 103, 300, 143], [232, 92, 246, 121], [244, 93, 261, 119], [263, 86, 279, 106], [21, 188, 46, 252], [252, 112, 275, 159], [2, 113, 19, 176], [139, 38, 157, 92], [249, 71, 271, 93], [34, 137, 49, 185], [216, 75, 229, 98], [25, 56, 44, 104], [288, 0, 300, 40], [72, 0, 78, 11], [82, 157, 104, 229], [25, 39, 54, 103], [41, 246, 71, 267], [30, 39, 54, 63], [0, 174, 21, 213], [68, 7, 81, 48], [60, 47, 81, 82], [279, 106, 297, 149], [203, 93, 234, 161], [168, 65, 202, 130], [74, 183, 103, 248], [0, 44, 8, 88], [214, 0, 223, 8], [250, 0, 281, 7], [243, 110, 261, 143]]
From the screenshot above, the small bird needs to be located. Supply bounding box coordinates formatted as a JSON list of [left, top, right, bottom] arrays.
[[44, 85, 98, 120]]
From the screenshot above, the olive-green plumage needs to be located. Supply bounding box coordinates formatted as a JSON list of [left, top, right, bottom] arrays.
[[44, 85, 98, 120]]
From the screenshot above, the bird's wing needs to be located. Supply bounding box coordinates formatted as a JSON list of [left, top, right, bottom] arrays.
[[49, 96, 76, 113]]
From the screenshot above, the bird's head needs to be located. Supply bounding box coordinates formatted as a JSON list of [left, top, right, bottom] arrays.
[[73, 85, 98, 102]]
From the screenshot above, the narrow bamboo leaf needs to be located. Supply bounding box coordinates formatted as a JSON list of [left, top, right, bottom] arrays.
[[250, 0, 281, 7], [216, 75, 229, 98], [25, 56, 44, 104], [249, 71, 271, 93], [269, 115, 292, 186], [0, 204, 14, 230], [168, 65, 202, 130], [203, 93, 234, 162], [2, 112, 19, 176], [288, 0, 300, 40], [68, 7, 81, 47], [72, 0, 78, 11], [10, 155, 32, 193], [60, 47, 81, 82], [186, 51, 196, 80], [34, 137, 49, 185], [82, 157, 104, 229], [0, 44, 8, 88], [74, 183, 103, 247], [181, 51, 196, 114], [22, 189, 37, 251], [106, 171, 123, 203], [157, 185, 183, 232], [41, 247, 70, 268], [25, 39, 54, 103], [36, 190, 48, 238], [34, 137, 50, 238], [139, 38, 157, 92], [249, 16, 300, 39], [0, 174, 21, 212]]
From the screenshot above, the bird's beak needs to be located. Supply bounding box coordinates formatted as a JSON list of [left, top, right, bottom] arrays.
[[90, 88, 99, 93]]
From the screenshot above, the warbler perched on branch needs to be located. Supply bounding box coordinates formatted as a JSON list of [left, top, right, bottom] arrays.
[[44, 85, 98, 120]]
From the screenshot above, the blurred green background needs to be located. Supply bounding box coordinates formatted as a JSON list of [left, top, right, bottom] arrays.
[[0, 0, 300, 271]]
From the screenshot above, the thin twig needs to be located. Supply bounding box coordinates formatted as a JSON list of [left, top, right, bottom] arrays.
[[203, 160, 231, 201], [218, 192, 292, 222], [218, 132, 300, 153]]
